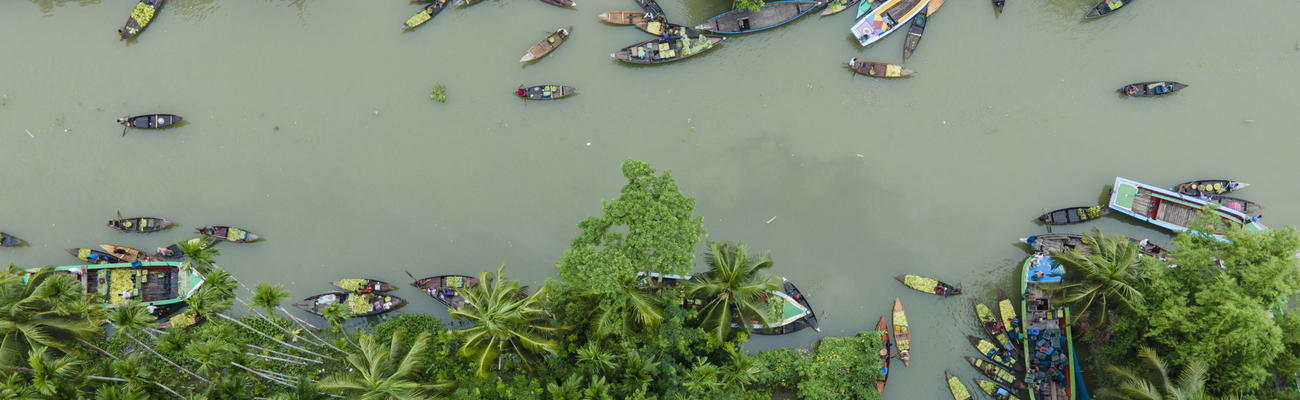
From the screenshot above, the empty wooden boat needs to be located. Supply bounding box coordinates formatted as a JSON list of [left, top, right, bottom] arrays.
[[892, 297, 911, 366], [118, 114, 182, 129], [403, 0, 450, 30], [947, 370, 973, 400], [1119, 81, 1187, 97], [635, 20, 700, 38], [1109, 176, 1266, 241], [896, 274, 960, 296], [851, 0, 928, 46], [902, 12, 927, 61], [598, 10, 646, 24], [521, 26, 573, 62], [198, 226, 261, 243], [107, 217, 172, 233], [1020, 233, 1172, 260], [120, 0, 163, 40], [696, 0, 820, 34], [31, 261, 206, 307], [294, 292, 404, 318], [821, 0, 859, 16], [540, 0, 576, 8], [847, 58, 915, 77], [611, 35, 724, 64], [875, 316, 891, 393], [516, 85, 576, 100], [1085, 0, 1128, 19], [99, 244, 155, 262], [927, 0, 945, 14], [637, 0, 666, 17], [1038, 205, 1109, 225], [749, 279, 819, 335], [1174, 179, 1247, 196], [1, 232, 25, 247], [332, 278, 394, 294], [1203, 194, 1262, 214], [412, 274, 479, 307], [68, 248, 124, 264]]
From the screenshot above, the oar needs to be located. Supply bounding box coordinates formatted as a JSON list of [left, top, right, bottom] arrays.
[[122, 126, 129, 137]]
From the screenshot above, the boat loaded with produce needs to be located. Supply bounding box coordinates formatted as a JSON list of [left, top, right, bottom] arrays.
[[892, 297, 912, 366], [27, 262, 206, 308], [119, 0, 163, 40], [294, 291, 405, 317], [875, 316, 891, 393], [333, 278, 393, 294], [412, 274, 479, 307], [946, 370, 972, 400], [896, 274, 961, 296], [1021, 253, 1079, 399], [1038, 205, 1109, 225], [611, 35, 724, 64]]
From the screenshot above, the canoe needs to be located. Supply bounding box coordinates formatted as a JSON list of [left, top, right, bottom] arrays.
[[153, 237, 207, 260], [892, 297, 911, 366], [68, 248, 124, 264], [332, 278, 394, 294], [598, 11, 646, 24], [821, 0, 858, 16], [456, 0, 485, 7], [855, 0, 876, 18], [635, 20, 700, 38], [27, 262, 205, 308], [516, 85, 576, 100], [119, 0, 163, 40], [1037, 205, 1109, 225], [198, 226, 262, 243], [1202, 194, 1262, 214], [1119, 81, 1187, 97], [1022, 254, 1079, 399], [895, 274, 960, 296], [851, 0, 928, 47], [927, 0, 945, 14], [118, 114, 182, 129], [696, 0, 820, 34], [997, 289, 1021, 347], [976, 378, 1023, 400], [521, 26, 573, 63], [1109, 176, 1267, 241], [875, 316, 891, 393], [901, 12, 927, 62], [967, 356, 1025, 390], [1173, 179, 1247, 196], [540, 0, 576, 8], [751, 279, 820, 335], [993, 0, 1004, 14], [1020, 233, 1171, 259], [847, 58, 915, 78], [974, 301, 1019, 356], [0, 232, 25, 247], [637, 0, 666, 18], [107, 217, 173, 233], [611, 35, 724, 64], [413, 274, 479, 308], [294, 292, 404, 318], [99, 244, 155, 263], [402, 0, 449, 30], [1085, 0, 1129, 19], [947, 370, 972, 400], [967, 336, 1023, 371]]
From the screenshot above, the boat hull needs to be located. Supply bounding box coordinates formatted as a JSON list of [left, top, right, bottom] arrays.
[[1085, 0, 1128, 19], [850, 0, 928, 46], [1038, 206, 1109, 225], [1119, 81, 1187, 97], [198, 226, 261, 243], [120, 0, 163, 40], [892, 297, 911, 366], [696, 0, 820, 34], [1108, 176, 1265, 240], [520, 26, 573, 62], [598, 11, 646, 25], [294, 292, 405, 318], [0, 232, 25, 247], [30, 262, 205, 308], [611, 35, 724, 64], [848, 58, 915, 77], [413, 274, 479, 308], [403, 0, 449, 29]]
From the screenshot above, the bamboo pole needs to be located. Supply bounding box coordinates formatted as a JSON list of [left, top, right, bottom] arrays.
[[231, 362, 295, 387], [279, 305, 347, 354], [215, 313, 335, 360], [77, 338, 120, 360], [236, 298, 326, 347], [245, 352, 305, 365], [247, 344, 324, 364], [126, 333, 211, 384]]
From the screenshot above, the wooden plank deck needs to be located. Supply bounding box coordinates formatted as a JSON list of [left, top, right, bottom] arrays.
[[1131, 188, 1152, 216]]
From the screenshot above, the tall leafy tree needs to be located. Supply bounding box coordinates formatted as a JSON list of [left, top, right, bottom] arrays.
[[683, 241, 782, 345], [177, 237, 220, 273], [108, 301, 210, 384], [1050, 228, 1148, 326], [1099, 347, 1236, 400], [251, 283, 289, 316], [450, 264, 559, 378], [319, 329, 443, 399], [0, 264, 100, 365], [582, 276, 664, 338]]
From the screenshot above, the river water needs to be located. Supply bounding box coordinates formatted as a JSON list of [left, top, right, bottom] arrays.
[[3, 0, 1299, 395]]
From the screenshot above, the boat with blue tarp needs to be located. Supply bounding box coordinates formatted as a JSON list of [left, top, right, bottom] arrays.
[[1021, 253, 1078, 399]]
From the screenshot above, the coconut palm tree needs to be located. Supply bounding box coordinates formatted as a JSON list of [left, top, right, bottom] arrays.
[[1050, 229, 1147, 326], [583, 275, 664, 338], [1099, 347, 1238, 400], [682, 241, 783, 344], [250, 283, 289, 316], [108, 301, 210, 384], [450, 264, 560, 378], [177, 237, 220, 273], [320, 303, 351, 334], [0, 264, 100, 366], [319, 329, 444, 399]]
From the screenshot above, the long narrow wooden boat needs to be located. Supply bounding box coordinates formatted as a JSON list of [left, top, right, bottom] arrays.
[[456, 0, 485, 6], [967, 356, 1026, 390], [637, 0, 666, 18], [927, 0, 945, 14], [875, 316, 891, 393], [516, 85, 576, 100], [977, 378, 1023, 400], [0, 232, 25, 247], [332, 278, 394, 294], [851, 0, 928, 46], [974, 301, 1019, 355], [1109, 176, 1267, 241], [947, 370, 973, 400], [967, 336, 1023, 371], [294, 292, 404, 318], [993, 0, 1004, 14], [1019, 233, 1170, 260], [1174, 179, 1248, 197], [847, 58, 915, 77], [119, 0, 163, 40], [153, 237, 207, 260], [1085, 0, 1128, 19], [28, 262, 206, 308], [696, 0, 820, 34], [108, 216, 173, 233], [68, 248, 124, 264], [540, 0, 577, 8], [1202, 194, 1262, 214], [99, 244, 155, 263], [892, 297, 911, 366], [1038, 205, 1109, 225], [635, 272, 819, 334], [856, 0, 876, 18], [1022, 254, 1079, 399], [598, 11, 646, 24], [118, 114, 182, 129], [901, 12, 927, 62], [520, 26, 573, 62], [611, 35, 724, 64], [896, 274, 960, 296], [820, 0, 858, 16], [198, 226, 261, 243], [403, 0, 450, 30], [635, 20, 700, 38], [997, 289, 1021, 347], [413, 274, 479, 307], [1119, 81, 1187, 97]]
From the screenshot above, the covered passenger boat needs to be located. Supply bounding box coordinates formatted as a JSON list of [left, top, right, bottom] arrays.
[[1108, 176, 1266, 241], [29, 261, 206, 308]]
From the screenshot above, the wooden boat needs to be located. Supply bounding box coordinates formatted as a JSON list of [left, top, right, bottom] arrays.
[[967, 356, 1025, 390], [1202, 194, 1262, 214], [1038, 205, 1109, 225], [516, 85, 576, 100], [977, 378, 1022, 400], [413, 274, 479, 308], [993, 0, 1004, 14], [1085, 0, 1128, 19], [1019, 233, 1170, 260], [540, 0, 576, 8], [403, 0, 449, 30], [896, 274, 960, 296], [30, 262, 205, 308], [635, 273, 819, 334], [967, 336, 1023, 371], [927, 0, 945, 14], [294, 292, 404, 318], [108, 217, 172, 233], [456, 0, 485, 7], [153, 237, 207, 260], [0, 232, 25, 247], [1119, 81, 1187, 97], [637, 0, 666, 17], [332, 279, 394, 294], [696, 0, 820, 34], [946, 370, 972, 400], [892, 297, 911, 366], [997, 289, 1021, 346], [1022, 254, 1079, 399], [856, 0, 876, 18], [902, 12, 927, 62], [99, 244, 155, 263], [611, 35, 724, 64], [851, 0, 928, 46], [875, 316, 891, 393], [847, 58, 915, 78], [598, 11, 646, 24], [118, 114, 182, 130], [1109, 176, 1267, 241], [521, 26, 573, 62], [635, 20, 700, 38], [1174, 179, 1248, 196], [198, 226, 262, 243], [119, 0, 163, 40], [68, 248, 124, 264], [821, 0, 858, 16], [974, 301, 1019, 355]]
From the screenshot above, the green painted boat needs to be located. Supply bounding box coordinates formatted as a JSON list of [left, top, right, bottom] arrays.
[[855, 0, 876, 18], [1021, 254, 1078, 399], [26, 262, 206, 308]]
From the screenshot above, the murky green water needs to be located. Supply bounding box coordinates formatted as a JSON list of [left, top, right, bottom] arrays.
[[3, 0, 1299, 395]]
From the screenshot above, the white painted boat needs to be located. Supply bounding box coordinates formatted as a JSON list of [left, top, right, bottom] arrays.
[[849, 0, 928, 46]]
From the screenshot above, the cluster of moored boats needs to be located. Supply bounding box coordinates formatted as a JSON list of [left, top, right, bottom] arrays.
[[1037, 177, 1264, 239], [291, 273, 488, 319]]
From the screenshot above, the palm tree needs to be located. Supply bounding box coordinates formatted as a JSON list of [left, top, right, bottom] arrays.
[[319, 329, 445, 399], [320, 303, 352, 333], [108, 301, 210, 384], [583, 275, 664, 338], [1099, 347, 1237, 400], [250, 283, 289, 316], [177, 237, 220, 273], [682, 241, 783, 344], [1050, 229, 1147, 326], [449, 264, 560, 378], [0, 264, 100, 366], [199, 267, 238, 300]]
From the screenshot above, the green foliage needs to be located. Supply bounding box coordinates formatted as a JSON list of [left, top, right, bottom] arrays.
[[797, 331, 884, 400], [431, 84, 447, 103], [0, 264, 101, 366], [733, 0, 765, 12], [1051, 228, 1148, 326], [320, 328, 446, 399], [178, 237, 220, 273], [752, 348, 807, 389], [1098, 347, 1228, 400], [251, 282, 290, 315], [450, 264, 560, 378], [683, 241, 782, 345]]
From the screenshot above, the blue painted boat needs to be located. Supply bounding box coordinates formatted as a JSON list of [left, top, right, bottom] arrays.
[[695, 0, 821, 34], [1108, 176, 1266, 241], [1021, 254, 1078, 400], [850, 0, 928, 46]]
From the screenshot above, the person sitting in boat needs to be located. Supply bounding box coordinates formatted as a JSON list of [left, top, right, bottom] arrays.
[[994, 387, 1009, 397], [898, 349, 910, 361], [516, 87, 527, 97], [442, 288, 455, 298]]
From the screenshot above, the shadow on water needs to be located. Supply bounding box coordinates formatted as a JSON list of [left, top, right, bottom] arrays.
[[168, 0, 221, 20], [28, 0, 100, 15]]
